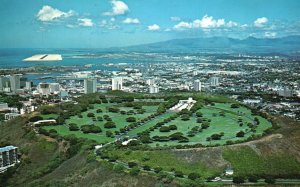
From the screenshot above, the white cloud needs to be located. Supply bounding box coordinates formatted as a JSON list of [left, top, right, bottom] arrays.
[[193, 15, 225, 28], [78, 18, 93, 27], [100, 19, 119, 30], [173, 15, 239, 30], [254, 17, 268, 27], [174, 21, 192, 30], [265, 31, 277, 38], [147, 24, 160, 31], [36, 5, 74, 22], [123, 18, 140, 24], [170, 16, 181, 21], [103, 0, 129, 16]]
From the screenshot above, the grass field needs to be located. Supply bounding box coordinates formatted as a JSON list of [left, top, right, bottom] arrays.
[[108, 149, 222, 177], [223, 147, 300, 177]]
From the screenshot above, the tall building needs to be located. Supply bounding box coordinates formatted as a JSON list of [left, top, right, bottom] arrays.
[[0, 76, 10, 92], [149, 84, 159, 94], [49, 83, 60, 93], [0, 146, 18, 172], [84, 78, 97, 94], [9, 74, 21, 92], [25, 81, 33, 90], [112, 77, 123, 90], [37, 83, 51, 96], [210, 76, 220, 86], [193, 80, 201, 91]]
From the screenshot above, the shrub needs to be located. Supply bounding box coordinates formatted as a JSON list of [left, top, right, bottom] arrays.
[[174, 170, 184, 178], [96, 109, 102, 113], [169, 125, 177, 130], [128, 161, 138, 168], [248, 176, 258, 183], [108, 107, 120, 113], [81, 125, 102, 133], [188, 172, 200, 180], [233, 176, 245, 184], [113, 164, 125, 173], [129, 167, 140, 176], [154, 166, 162, 173], [143, 165, 151, 171], [29, 115, 43, 122], [106, 131, 114, 137], [265, 177, 275, 184]]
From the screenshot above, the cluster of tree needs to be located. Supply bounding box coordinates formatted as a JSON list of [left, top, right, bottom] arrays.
[[126, 117, 136, 122], [159, 125, 177, 132], [81, 125, 102, 133], [153, 132, 189, 143], [187, 126, 202, 137], [108, 107, 120, 113], [236, 130, 245, 137]]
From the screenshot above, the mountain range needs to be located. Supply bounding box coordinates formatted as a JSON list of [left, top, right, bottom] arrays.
[[109, 35, 300, 54]]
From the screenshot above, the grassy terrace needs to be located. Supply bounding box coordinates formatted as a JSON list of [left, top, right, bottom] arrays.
[[40, 93, 272, 146]]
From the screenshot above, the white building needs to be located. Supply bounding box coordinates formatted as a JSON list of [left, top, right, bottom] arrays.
[[149, 84, 159, 94], [0, 103, 9, 111], [37, 83, 61, 96], [25, 81, 32, 90], [0, 146, 18, 173], [112, 77, 123, 90], [0, 76, 10, 92], [4, 113, 20, 121], [84, 78, 97, 94], [278, 87, 292, 97], [210, 76, 220, 86], [169, 97, 196, 112], [147, 79, 155, 86], [193, 80, 201, 91]]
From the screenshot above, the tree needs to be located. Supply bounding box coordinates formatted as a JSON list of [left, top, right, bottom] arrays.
[[196, 111, 203, 117], [201, 122, 210, 129], [69, 123, 79, 131], [126, 117, 136, 122], [188, 172, 200, 180], [108, 107, 120, 113], [236, 130, 245, 137], [140, 135, 152, 143], [106, 131, 113, 137], [87, 113, 95, 117], [248, 176, 258, 183], [96, 109, 102, 113], [104, 121, 116, 128], [181, 114, 190, 121], [169, 125, 177, 130], [233, 176, 245, 184], [159, 126, 170, 132], [29, 115, 43, 122]]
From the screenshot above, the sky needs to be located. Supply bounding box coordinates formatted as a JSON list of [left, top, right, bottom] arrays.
[[0, 0, 300, 48]]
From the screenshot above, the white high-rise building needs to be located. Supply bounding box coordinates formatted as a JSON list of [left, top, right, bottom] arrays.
[[0, 76, 10, 92], [210, 76, 220, 86], [193, 80, 201, 91], [112, 77, 123, 90], [10, 74, 21, 92], [278, 87, 292, 97], [25, 81, 32, 90], [84, 78, 97, 94], [149, 84, 159, 94]]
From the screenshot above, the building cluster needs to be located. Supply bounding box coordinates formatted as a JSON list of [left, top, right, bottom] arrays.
[[0, 146, 18, 173]]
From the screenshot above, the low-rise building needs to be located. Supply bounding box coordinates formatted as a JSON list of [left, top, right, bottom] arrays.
[[0, 146, 18, 173]]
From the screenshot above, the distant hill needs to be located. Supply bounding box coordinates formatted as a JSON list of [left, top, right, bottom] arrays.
[[110, 36, 300, 54]]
